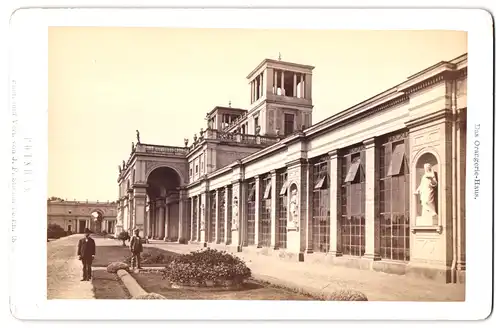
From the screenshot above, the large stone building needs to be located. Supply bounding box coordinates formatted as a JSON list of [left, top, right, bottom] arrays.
[[116, 54, 467, 283], [47, 199, 117, 234]]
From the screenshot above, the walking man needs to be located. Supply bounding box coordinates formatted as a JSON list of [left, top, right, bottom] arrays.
[[77, 228, 96, 281], [130, 228, 143, 270]]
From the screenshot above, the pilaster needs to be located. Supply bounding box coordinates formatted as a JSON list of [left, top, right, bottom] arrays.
[[328, 150, 342, 256], [199, 192, 208, 244], [178, 189, 187, 242], [231, 180, 242, 248], [270, 170, 278, 249], [133, 185, 147, 238], [156, 198, 166, 240], [223, 186, 230, 244], [363, 138, 381, 260]]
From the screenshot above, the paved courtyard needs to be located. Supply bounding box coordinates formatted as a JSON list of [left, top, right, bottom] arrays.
[[47, 235, 465, 301], [47, 234, 95, 299]]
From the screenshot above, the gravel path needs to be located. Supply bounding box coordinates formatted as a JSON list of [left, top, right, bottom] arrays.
[[47, 234, 95, 299]]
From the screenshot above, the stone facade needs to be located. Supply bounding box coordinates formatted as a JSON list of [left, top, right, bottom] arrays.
[[117, 54, 467, 284], [47, 200, 117, 234]]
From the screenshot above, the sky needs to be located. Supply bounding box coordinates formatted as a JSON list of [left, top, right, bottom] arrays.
[[48, 28, 467, 201]]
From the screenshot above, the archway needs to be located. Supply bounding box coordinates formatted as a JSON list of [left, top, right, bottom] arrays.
[[146, 166, 182, 240], [90, 210, 104, 233]]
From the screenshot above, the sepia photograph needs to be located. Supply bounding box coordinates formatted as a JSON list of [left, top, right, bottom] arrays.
[[7, 6, 493, 322], [47, 27, 467, 302]]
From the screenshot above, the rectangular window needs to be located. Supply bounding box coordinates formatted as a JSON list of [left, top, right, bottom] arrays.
[[312, 158, 330, 252], [387, 143, 406, 176], [259, 177, 272, 247], [195, 165, 198, 174], [341, 149, 366, 257], [277, 171, 288, 249], [263, 180, 272, 199], [254, 116, 259, 134], [344, 157, 361, 183], [379, 133, 410, 262], [284, 113, 294, 136]]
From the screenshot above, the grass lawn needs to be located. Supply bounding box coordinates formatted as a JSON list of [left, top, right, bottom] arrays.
[[132, 272, 316, 300], [93, 245, 178, 267], [91, 270, 131, 299]]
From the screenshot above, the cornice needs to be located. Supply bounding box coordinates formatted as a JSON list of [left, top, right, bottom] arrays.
[[404, 109, 452, 130]]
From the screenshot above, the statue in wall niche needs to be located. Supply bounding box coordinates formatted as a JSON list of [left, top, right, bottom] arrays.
[[232, 196, 239, 230], [414, 163, 438, 218], [256, 125, 261, 135], [288, 188, 299, 229], [136, 130, 141, 144]]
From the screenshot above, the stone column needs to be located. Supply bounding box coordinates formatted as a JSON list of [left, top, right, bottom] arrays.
[[178, 190, 187, 242], [115, 200, 123, 237], [328, 150, 342, 256], [215, 189, 220, 243], [300, 74, 305, 98], [199, 192, 208, 243], [363, 138, 381, 260], [163, 204, 170, 241], [293, 73, 297, 97], [260, 73, 264, 97], [305, 74, 312, 100], [270, 170, 278, 248], [190, 197, 195, 241], [156, 198, 166, 240], [250, 80, 254, 103], [224, 185, 230, 244], [280, 71, 285, 95], [254, 176, 261, 246]]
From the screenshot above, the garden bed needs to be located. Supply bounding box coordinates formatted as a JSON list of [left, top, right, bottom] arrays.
[[91, 270, 131, 299], [92, 246, 178, 267], [132, 272, 316, 300]]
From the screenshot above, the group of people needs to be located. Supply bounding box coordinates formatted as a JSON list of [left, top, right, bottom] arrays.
[[76, 228, 144, 281]]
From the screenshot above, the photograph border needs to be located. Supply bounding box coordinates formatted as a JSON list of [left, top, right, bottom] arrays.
[[8, 5, 493, 321]]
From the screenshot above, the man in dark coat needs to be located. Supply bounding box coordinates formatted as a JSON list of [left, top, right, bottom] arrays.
[[77, 228, 96, 281], [130, 228, 143, 270]]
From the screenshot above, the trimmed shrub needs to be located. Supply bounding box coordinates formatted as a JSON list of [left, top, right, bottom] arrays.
[[161, 248, 251, 286], [107, 262, 130, 273], [132, 293, 166, 300], [47, 223, 66, 239], [178, 237, 188, 245], [123, 252, 176, 265], [324, 289, 368, 301], [117, 231, 130, 246]]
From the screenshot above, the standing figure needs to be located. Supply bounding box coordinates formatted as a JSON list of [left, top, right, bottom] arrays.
[[414, 163, 438, 217], [77, 228, 96, 281], [136, 130, 141, 144], [130, 228, 143, 270]]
